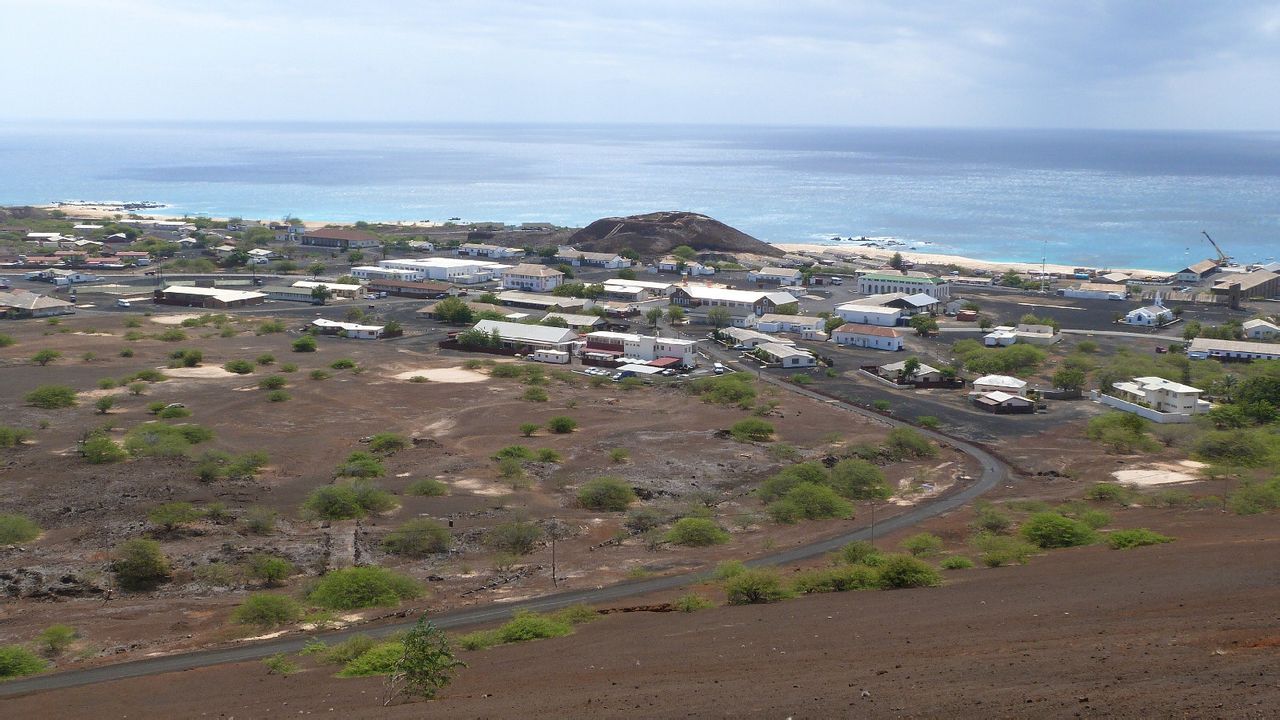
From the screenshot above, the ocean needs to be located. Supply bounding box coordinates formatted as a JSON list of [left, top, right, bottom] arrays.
[[1, 122, 1278, 271]]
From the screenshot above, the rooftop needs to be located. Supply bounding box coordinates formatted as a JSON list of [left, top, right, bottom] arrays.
[[678, 286, 795, 305], [305, 228, 380, 242], [1188, 337, 1280, 355], [757, 342, 813, 359], [159, 286, 265, 302], [312, 318, 384, 332], [833, 323, 905, 338], [860, 271, 945, 283], [973, 374, 1027, 389], [0, 290, 74, 311], [472, 319, 578, 344], [503, 263, 565, 277]]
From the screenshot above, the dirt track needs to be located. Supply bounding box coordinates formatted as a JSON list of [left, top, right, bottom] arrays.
[[6, 507, 1278, 719]]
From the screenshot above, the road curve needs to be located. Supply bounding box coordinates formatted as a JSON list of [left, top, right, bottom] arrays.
[[0, 349, 1009, 697]]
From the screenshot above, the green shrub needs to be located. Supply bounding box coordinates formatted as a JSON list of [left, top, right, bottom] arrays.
[[836, 540, 882, 566], [883, 427, 936, 459], [1227, 479, 1280, 515], [258, 375, 287, 390], [664, 518, 729, 546], [486, 521, 542, 555], [900, 532, 944, 557], [672, 593, 714, 612], [0, 645, 46, 679], [32, 349, 62, 365], [1106, 528, 1175, 550], [758, 462, 829, 502], [496, 611, 574, 643], [167, 348, 203, 368], [1086, 482, 1135, 504], [688, 373, 756, 407], [232, 593, 302, 628], [147, 501, 203, 531], [406, 478, 448, 496], [337, 641, 405, 677], [256, 353, 275, 366], [257, 319, 286, 335], [25, 385, 78, 409], [247, 554, 295, 586], [723, 569, 793, 605], [940, 556, 974, 570], [307, 566, 423, 610], [972, 504, 1014, 535], [729, 418, 775, 443], [518, 422, 539, 437], [124, 422, 213, 458], [0, 513, 40, 544], [243, 506, 278, 535], [973, 533, 1038, 567], [330, 358, 357, 370], [127, 368, 167, 383], [523, 387, 548, 402], [624, 507, 667, 534], [82, 435, 127, 464], [875, 554, 942, 589], [303, 480, 397, 520], [497, 457, 525, 481], [0, 426, 33, 448], [490, 364, 523, 378], [111, 538, 171, 590], [0, 333, 13, 348], [310, 369, 330, 380], [266, 389, 290, 402], [1077, 509, 1111, 529], [577, 477, 635, 511], [828, 459, 890, 500], [790, 564, 880, 594], [335, 451, 385, 478], [1021, 512, 1096, 549], [1086, 412, 1157, 453], [368, 433, 410, 454], [546, 416, 577, 434], [37, 624, 78, 655], [280, 362, 298, 373], [156, 329, 186, 342], [383, 519, 451, 557], [767, 483, 854, 523], [872, 399, 892, 412], [292, 335, 318, 352], [157, 405, 190, 419], [263, 653, 299, 675], [98, 378, 118, 390], [318, 635, 378, 665], [94, 396, 116, 414], [493, 445, 534, 461]]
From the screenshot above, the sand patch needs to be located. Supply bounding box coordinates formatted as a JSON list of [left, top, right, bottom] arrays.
[[452, 478, 507, 496], [392, 366, 489, 383], [1112, 465, 1199, 486], [149, 313, 203, 325], [161, 366, 239, 379]]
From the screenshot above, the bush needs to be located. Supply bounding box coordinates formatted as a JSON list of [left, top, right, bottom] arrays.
[[689, 373, 756, 407], [487, 521, 542, 555], [1107, 528, 1175, 550], [263, 653, 299, 676], [167, 348, 203, 368], [1077, 509, 1111, 529], [330, 358, 357, 370], [25, 385, 78, 409], [337, 641, 405, 677], [156, 329, 186, 342], [307, 566, 423, 610], [1086, 482, 1135, 504], [112, 538, 171, 590], [729, 418, 774, 443], [258, 375, 287, 390], [32, 349, 62, 365], [0, 645, 46, 679], [157, 405, 190, 419], [496, 611, 574, 643], [292, 335, 317, 352], [624, 507, 666, 534], [127, 382, 146, 395], [974, 534, 1037, 567], [0, 333, 12, 348], [0, 426, 33, 448], [836, 540, 882, 566], [547, 416, 577, 434], [0, 513, 41, 544], [972, 504, 1013, 535], [1021, 512, 1096, 549], [664, 518, 729, 546], [310, 369, 331, 381], [827, 459, 890, 500], [266, 389, 290, 402], [900, 532, 944, 557], [336, 451, 385, 478], [82, 435, 127, 464], [883, 427, 936, 459], [790, 564, 880, 594], [577, 477, 636, 511], [672, 593, 714, 612], [319, 635, 377, 665], [247, 554, 295, 586], [256, 353, 275, 366], [257, 319, 286, 335], [368, 433, 410, 454], [723, 569, 793, 605], [383, 519, 451, 557], [768, 482, 854, 523], [493, 445, 535, 461], [1227, 479, 1280, 515], [243, 506, 278, 535], [280, 362, 298, 373], [875, 554, 943, 589], [940, 556, 974, 570], [303, 480, 397, 520], [147, 501, 203, 531], [94, 396, 116, 414], [232, 593, 302, 628], [523, 387, 548, 402], [37, 624, 78, 655], [124, 422, 213, 458], [406, 478, 448, 496], [1086, 412, 1157, 453], [518, 422, 539, 437], [758, 462, 829, 502]]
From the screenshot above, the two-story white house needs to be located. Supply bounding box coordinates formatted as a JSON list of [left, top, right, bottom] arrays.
[[1243, 318, 1280, 340], [500, 263, 565, 292], [1101, 376, 1210, 422]]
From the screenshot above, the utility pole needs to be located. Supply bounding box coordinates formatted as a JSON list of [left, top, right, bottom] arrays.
[[869, 501, 877, 547], [549, 516, 558, 587]]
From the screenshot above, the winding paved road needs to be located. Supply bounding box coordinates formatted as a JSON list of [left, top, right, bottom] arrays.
[[0, 342, 1011, 698]]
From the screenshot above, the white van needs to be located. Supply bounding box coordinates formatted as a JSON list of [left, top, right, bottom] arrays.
[[115, 299, 132, 308], [713, 362, 726, 375]]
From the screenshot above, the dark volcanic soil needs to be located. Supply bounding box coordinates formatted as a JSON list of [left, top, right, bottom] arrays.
[[9, 505, 1278, 719], [568, 211, 785, 258]]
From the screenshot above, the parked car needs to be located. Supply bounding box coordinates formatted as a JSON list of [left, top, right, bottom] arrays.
[[115, 299, 131, 308], [713, 362, 726, 375]]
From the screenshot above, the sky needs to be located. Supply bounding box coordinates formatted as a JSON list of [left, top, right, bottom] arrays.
[[2, 0, 1279, 129]]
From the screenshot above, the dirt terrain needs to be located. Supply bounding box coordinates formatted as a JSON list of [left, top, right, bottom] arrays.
[[6, 485, 1276, 719]]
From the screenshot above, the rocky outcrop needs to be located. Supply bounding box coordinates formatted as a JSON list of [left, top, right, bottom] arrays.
[[567, 211, 784, 258]]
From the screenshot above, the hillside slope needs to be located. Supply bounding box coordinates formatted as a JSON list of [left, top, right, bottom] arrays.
[[567, 211, 784, 258]]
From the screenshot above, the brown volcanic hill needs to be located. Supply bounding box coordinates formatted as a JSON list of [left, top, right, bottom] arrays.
[[567, 211, 784, 258]]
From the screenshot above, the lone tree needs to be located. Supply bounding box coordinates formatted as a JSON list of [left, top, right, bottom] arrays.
[[383, 616, 467, 705], [707, 306, 732, 330], [32, 349, 62, 366], [307, 262, 326, 278], [889, 252, 905, 271], [645, 307, 663, 329], [908, 314, 938, 336], [310, 284, 333, 305]]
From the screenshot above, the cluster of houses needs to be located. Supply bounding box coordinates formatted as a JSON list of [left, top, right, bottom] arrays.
[[449, 318, 699, 373]]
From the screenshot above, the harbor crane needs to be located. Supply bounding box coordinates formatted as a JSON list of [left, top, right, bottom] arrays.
[[1202, 231, 1233, 265]]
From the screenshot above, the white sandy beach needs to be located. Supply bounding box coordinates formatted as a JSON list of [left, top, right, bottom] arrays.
[[775, 243, 1170, 279]]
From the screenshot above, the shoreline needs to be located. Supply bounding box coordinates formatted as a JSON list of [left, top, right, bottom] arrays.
[[38, 203, 1173, 279]]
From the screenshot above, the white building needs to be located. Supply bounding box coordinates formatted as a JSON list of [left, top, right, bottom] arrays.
[[655, 256, 714, 276], [831, 323, 905, 351], [349, 265, 423, 282], [1099, 376, 1210, 423], [1187, 337, 1280, 361], [856, 271, 950, 301], [470, 319, 579, 350], [457, 243, 523, 258], [500, 264, 565, 292], [748, 267, 803, 285], [311, 318, 384, 339], [1123, 302, 1175, 327], [755, 314, 824, 334], [1014, 323, 1061, 345], [1173, 260, 1219, 283], [291, 280, 364, 299], [670, 286, 796, 316], [1243, 318, 1280, 340], [1061, 282, 1126, 300], [376, 258, 510, 284], [835, 303, 903, 327], [983, 326, 1019, 347], [554, 246, 631, 269], [601, 277, 676, 299], [971, 374, 1028, 397], [583, 331, 699, 366], [722, 326, 792, 350], [755, 342, 816, 368], [880, 360, 943, 383]]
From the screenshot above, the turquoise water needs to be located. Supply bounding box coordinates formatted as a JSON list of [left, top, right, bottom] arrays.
[[1, 122, 1277, 271]]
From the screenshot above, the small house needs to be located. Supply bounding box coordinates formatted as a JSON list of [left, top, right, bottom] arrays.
[[973, 391, 1034, 414], [831, 323, 905, 351], [500, 263, 565, 293], [311, 318, 385, 339], [755, 342, 817, 368], [971, 374, 1028, 397], [747, 267, 803, 285], [1243, 318, 1280, 340]]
